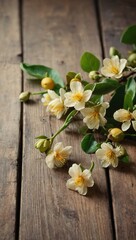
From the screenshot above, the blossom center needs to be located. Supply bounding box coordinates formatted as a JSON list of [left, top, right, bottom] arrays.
[[75, 176, 85, 186], [72, 92, 83, 102], [111, 66, 119, 74], [54, 151, 64, 161], [106, 149, 116, 161], [122, 112, 132, 121], [91, 111, 99, 119], [52, 104, 64, 113]]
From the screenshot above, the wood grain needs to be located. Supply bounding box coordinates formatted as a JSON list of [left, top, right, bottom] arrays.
[[0, 0, 21, 239], [20, 0, 113, 239], [99, 0, 136, 239]]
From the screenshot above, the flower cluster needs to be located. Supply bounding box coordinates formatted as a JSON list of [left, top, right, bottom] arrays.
[[19, 25, 136, 195]]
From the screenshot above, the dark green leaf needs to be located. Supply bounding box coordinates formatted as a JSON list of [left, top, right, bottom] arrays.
[[121, 25, 136, 45], [119, 155, 130, 163], [20, 63, 64, 87], [84, 83, 95, 91], [91, 94, 103, 104], [85, 79, 120, 95], [66, 71, 77, 84], [95, 79, 120, 94], [80, 52, 100, 72], [124, 78, 136, 110], [106, 85, 125, 118], [81, 133, 101, 154]]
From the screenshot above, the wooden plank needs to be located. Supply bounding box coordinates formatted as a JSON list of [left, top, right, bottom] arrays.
[[20, 0, 113, 239], [0, 0, 21, 239], [99, 0, 136, 239]]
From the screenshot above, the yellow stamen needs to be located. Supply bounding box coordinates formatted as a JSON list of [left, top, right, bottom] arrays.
[[122, 112, 132, 121], [52, 104, 64, 113], [91, 111, 99, 119], [75, 176, 85, 186], [106, 150, 116, 163], [55, 151, 64, 161], [72, 92, 83, 102], [111, 66, 119, 74]]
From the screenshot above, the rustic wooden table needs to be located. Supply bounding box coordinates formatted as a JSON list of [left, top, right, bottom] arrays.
[[0, 0, 136, 239]]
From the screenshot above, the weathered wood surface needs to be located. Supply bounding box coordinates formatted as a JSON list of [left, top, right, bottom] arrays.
[[0, 0, 135, 239], [19, 0, 113, 239], [100, 0, 136, 239], [0, 0, 21, 239]]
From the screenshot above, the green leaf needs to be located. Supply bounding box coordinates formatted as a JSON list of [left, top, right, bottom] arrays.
[[84, 83, 95, 91], [20, 63, 64, 87], [81, 133, 101, 154], [121, 25, 136, 45], [95, 79, 120, 94], [91, 94, 103, 104], [106, 85, 125, 118], [124, 78, 136, 110], [66, 71, 76, 84], [119, 155, 130, 163], [85, 79, 120, 95], [80, 52, 100, 72]]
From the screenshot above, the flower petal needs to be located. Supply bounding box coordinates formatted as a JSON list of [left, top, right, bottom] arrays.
[[132, 120, 136, 131], [54, 142, 63, 151], [68, 164, 82, 177], [112, 158, 118, 168], [121, 121, 131, 131], [59, 88, 66, 100], [48, 90, 59, 99], [119, 59, 127, 72], [75, 101, 85, 110], [101, 159, 110, 168], [70, 81, 83, 93], [83, 90, 92, 102], [66, 179, 76, 191], [82, 170, 94, 187], [132, 110, 136, 120], [114, 109, 130, 122], [61, 146, 72, 156], [77, 186, 87, 195], [45, 152, 55, 169]]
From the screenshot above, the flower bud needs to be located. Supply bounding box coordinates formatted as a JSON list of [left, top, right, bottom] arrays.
[[41, 77, 55, 90], [128, 53, 136, 67], [19, 91, 31, 102], [109, 47, 121, 58], [108, 128, 124, 142], [116, 145, 126, 157], [89, 71, 101, 81], [35, 138, 51, 153]]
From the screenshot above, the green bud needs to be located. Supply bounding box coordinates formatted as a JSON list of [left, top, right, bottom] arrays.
[[128, 53, 136, 67], [19, 91, 31, 102], [35, 138, 51, 153], [89, 71, 102, 81], [109, 47, 121, 58]]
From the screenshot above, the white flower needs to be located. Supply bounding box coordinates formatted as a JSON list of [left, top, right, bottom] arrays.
[[101, 55, 127, 79], [81, 102, 109, 129], [66, 163, 94, 195], [46, 88, 68, 119], [41, 93, 52, 106], [64, 82, 92, 110], [113, 109, 136, 131], [45, 142, 72, 169], [96, 142, 121, 168]]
